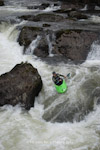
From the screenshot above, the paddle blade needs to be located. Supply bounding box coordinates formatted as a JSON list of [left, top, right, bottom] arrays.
[[67, 73, 70, 79]]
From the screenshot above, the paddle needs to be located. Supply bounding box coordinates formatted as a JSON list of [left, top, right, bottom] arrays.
[[66, 73, 71, 79]]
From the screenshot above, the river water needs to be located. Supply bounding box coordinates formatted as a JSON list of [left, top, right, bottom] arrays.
[[0, 1, 100, 150]]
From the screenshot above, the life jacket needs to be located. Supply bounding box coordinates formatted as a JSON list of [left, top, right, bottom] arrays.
[[52, 74, 63, 85]]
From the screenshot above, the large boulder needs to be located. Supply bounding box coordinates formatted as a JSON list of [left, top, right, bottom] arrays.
[[34, 36, 49, 57], [68, 11, 88, 19], [0, 0, 4, 6], [52, 30, 99, 61], [43, 100, 90, 123], [18, 26, 43, 51], [0, 63, 42, 110], [19, 13, 65, 22]]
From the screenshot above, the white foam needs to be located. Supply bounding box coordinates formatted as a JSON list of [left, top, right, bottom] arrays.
[[87, 41, 100, 60], [89, 15, 100, 23]]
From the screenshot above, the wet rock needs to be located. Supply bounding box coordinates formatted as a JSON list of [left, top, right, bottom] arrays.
[[53, 30, 98, 61], [54, 8, 72, 14], [27, 6, 35, 9], [68, 11, 88, 19], [87, 3, 95, 10], [0, 0, 4, 6], [18, 26, 43, 51], [42, 24, 51, 27], [34, 36, 49, 57], [54, 3, 59, 7], [97, 98, 100, 105], [19, 13, 65, 22], [43, 99, 90, 123], [0, 63, 42, 110], [61, 2, 84, 10], [92, 87, 100, 98], [27, 3, 50, 10], [80, 76, 100, 109], [19, 15, 35, 21], [59, 0, 100, 4], [34, 3, 50, 10], [59, 0, 100, 11]]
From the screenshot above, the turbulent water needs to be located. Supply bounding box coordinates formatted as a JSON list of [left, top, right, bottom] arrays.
[[0, 1, 100, 150]]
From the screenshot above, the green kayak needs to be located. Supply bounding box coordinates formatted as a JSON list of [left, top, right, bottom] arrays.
[[54, 80, 68, 93]]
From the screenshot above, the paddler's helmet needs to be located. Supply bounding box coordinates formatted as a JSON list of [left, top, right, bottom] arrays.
[[52, 71, 56, 75]]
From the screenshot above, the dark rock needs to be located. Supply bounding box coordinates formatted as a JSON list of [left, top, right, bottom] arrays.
[[27, 3, 50, 10], [68, 11, 88, 19], [54, 3, 59, 6], [43, 99, 91, 123], [61, 2, 84, 10], [80, 77, 100, 109], [0, 0, 4, 6], [92, 87, 100, 98], [53, 29, 98, 61], [42, 24, 51, 27], [54, 8, 72, 14], [0, 63, 42, 110], [19, 13, 65, 22], [38, 3, 50, 10], [34, 36, 49, 57], [33, 3, 50, 10], [59, 0, 100, 4], [87, 3, 95, 10], [27, 6, 34, 9], [19, 15, 35, 21], [97, 98, 100, 105], [18, 26, 43, 51]]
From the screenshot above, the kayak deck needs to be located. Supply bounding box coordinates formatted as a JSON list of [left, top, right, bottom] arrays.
[[54, 80, 67, 93]]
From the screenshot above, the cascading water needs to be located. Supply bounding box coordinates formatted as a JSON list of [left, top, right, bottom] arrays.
[[0, 1, 100, 150], [25, 36, 41, 55], [46, 33, 55, 57], [87, 41, 100, 60]]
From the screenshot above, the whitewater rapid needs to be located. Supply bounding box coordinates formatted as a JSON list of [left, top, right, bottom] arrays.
[[0, 2, 100, 150], [0, 21, 100, 150]]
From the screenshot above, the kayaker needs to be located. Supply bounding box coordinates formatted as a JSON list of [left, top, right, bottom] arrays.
[[52, 72, 66, 86]]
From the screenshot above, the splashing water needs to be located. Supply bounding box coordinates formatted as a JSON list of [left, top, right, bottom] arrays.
[[87, 41, 100, 60], [25, 36, 41, 55]]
